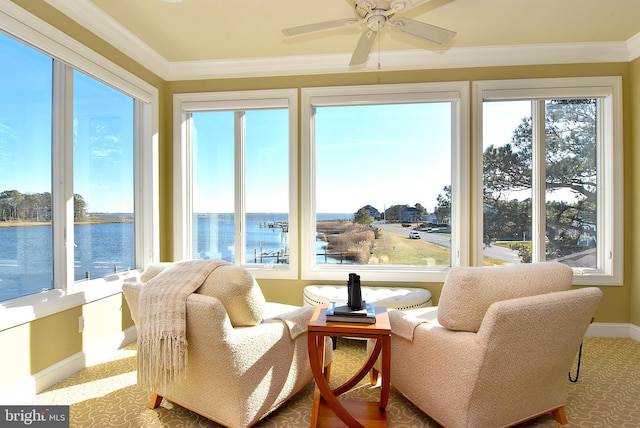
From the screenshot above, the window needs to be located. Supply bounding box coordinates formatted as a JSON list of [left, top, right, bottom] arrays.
[[73, 70, 135, 281], [474, 78, 623, 285], [301, 83, 470, 282], [0, 33, 53, 301], [173, 89, 298, 279], [0, 2, 157, 309]]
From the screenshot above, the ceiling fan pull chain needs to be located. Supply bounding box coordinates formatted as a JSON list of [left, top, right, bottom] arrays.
[[377, 29, 381, 70]]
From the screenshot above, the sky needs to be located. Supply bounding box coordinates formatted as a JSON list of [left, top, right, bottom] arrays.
[[187, 99, 534, 216], [1, 31, 535, 217], [190, 102, 458, 215], [483, 100, 531, 149], [0, 33, 135, 213], [314, 102, 452, 214]]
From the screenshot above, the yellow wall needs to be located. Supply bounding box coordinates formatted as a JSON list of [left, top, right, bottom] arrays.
[[0, 294, 134, 388], [1, 0, 638, 395]]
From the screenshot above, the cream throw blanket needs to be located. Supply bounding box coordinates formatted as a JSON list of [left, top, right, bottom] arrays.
[[137, 259, 229, 389]]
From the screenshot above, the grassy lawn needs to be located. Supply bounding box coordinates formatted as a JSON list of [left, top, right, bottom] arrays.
[[369, 228, 450, 265], [320, 221, 514, 267], [494, 240, 531, 250], [368, 225, 510, 266]]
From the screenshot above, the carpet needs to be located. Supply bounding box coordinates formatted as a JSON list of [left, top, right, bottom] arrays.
[[29, 337, 640, 427]]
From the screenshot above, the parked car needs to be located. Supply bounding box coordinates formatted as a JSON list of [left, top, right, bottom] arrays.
[[409, 231, 421, 239]]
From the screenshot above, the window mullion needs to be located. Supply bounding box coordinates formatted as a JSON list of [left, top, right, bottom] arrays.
[[51, 61, 74, 291], [174, 111, 193, 260], [595, 97, 608, 273], [134, 99, 157, 267], [235, 111, 246, 265], [531, 100, 546, 262]]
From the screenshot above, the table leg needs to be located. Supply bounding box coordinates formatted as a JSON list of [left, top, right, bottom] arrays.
[[379, 335, 391, 409], [308, 332, 364, 428], [309, 333, 323, 428]]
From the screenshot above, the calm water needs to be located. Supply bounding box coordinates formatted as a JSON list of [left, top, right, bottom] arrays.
[[0, 222, 134, 302], [0, 213, 351, 302], [193, 213, 351, 262]]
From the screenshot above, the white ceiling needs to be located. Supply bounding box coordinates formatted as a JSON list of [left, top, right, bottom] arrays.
[[44, 0, 640, 80]]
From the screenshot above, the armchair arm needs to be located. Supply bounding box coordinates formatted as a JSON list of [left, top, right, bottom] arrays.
[[185, 293, 235, 341], [388, 307, 438, 341], [123, 282, 235, 341], [390, 322, 486, 425]]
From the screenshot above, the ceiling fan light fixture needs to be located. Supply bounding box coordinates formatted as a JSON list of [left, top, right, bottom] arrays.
[[281, 0, 456, 66], [367, 14, 387, 31]]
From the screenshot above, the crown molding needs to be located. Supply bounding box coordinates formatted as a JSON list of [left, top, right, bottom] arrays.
[[627, 32, 640, 62], [166, 42, 632, 81], [44, 0, 170, 78], [43, 0, 640, 81]]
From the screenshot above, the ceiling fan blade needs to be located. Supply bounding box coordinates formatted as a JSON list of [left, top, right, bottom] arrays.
[[389, 17, 456, 45], [349, 29, 378, 66], [282, 18, 359, 36], [390, 0, 432, 13]]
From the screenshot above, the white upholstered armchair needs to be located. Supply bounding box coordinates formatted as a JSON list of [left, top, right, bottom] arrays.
[[378, 263, 601, 428], [123, 262, 331, 428]]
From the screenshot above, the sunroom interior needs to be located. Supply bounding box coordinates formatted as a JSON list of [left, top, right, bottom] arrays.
[[0, 0, 639, 419]]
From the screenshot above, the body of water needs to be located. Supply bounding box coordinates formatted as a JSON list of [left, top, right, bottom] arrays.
[[194, 213, 351, 262], [0, 222, 134, 302], [0, 213, 351, 302]]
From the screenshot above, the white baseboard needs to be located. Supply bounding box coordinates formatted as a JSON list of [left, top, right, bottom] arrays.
[[0, 326, 137, 405], [630, 323, 640, 342], [587, 322, 638, 339]]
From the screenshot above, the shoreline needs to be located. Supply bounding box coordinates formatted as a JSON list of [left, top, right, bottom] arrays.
[[0, 217, 133, 227]]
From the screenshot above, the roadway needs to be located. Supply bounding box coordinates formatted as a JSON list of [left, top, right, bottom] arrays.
[[374, 221, 521, 264]]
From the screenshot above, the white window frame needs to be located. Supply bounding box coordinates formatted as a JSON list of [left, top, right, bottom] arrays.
[[473, 77, 623, 285], [0, 1, 159, 330], [173, 89, 298, 279], [301, 82, 470, 283]]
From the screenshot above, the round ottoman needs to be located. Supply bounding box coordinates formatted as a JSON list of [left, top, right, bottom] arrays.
[[303, 285, 432, 311]]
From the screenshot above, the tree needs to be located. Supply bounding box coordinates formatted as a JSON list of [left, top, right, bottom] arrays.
[[74, 194, 88, 221], [382, 204, 425, 223], [383, 205, 406, 223], [483, 198, 531, 247], [434, 186, 451, 225], [483, 99, 597, 259], [354, 207, 373, 225], [0, 190, 52, 222], [0, 190, 21, 221]]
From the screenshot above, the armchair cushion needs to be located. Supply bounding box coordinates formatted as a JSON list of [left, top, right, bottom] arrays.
[[196, 264, 266, 327], [139, 262, 172, 283], [135, 262, 266, 327], [438, 262, 573, 332]]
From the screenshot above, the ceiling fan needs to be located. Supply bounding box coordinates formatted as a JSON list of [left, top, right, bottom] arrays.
[[282, 0, 456, 66]]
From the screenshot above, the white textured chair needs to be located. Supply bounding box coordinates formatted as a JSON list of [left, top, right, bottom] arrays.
[[123, 262, 331, 428], [378, 263, 601, 428]]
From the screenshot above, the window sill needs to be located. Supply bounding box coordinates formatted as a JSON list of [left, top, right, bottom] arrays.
[[0, 270, 141, 332]]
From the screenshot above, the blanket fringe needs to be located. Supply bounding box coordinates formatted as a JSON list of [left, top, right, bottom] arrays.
[[138, 336, 188, 389]]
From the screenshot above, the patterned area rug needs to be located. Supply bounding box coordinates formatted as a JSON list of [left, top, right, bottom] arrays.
[[29, 337, 640, 427]]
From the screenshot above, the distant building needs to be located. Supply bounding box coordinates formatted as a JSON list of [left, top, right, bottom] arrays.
[[361, 204, 380, 220], [401, 207, 421, 222]]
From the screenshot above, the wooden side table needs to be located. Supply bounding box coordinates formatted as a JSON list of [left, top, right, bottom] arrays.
[[308, 305, 391, 428]]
